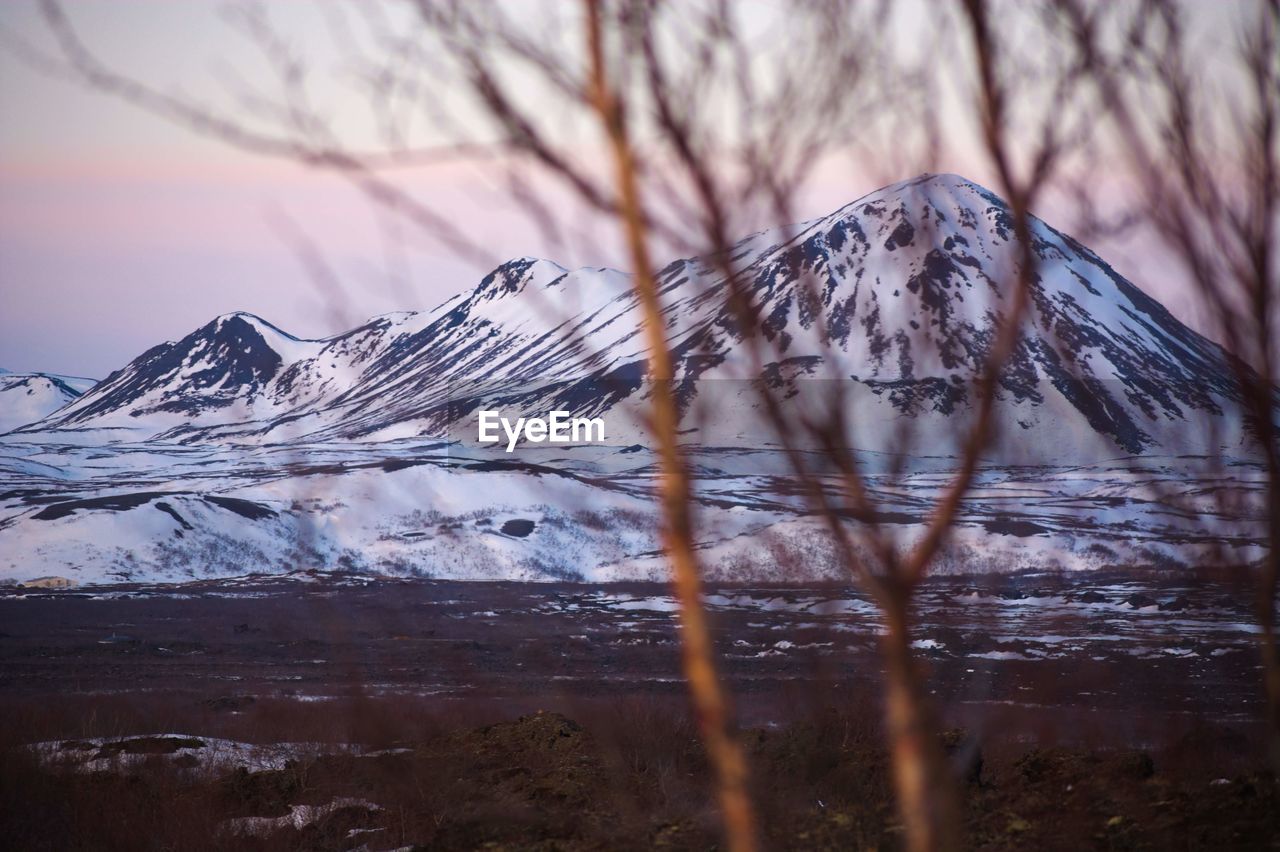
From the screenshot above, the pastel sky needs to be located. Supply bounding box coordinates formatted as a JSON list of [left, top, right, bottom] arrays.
[[0, 1, 1247, 378]]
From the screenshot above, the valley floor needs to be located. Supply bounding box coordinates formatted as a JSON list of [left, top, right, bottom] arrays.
[[0, 572, 1276, 849]]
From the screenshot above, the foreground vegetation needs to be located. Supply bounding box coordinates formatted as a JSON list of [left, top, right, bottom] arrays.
[[1, 696, 1275, 851]]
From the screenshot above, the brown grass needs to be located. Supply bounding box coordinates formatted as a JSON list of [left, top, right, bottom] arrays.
[[1, 693, 1276, 851]]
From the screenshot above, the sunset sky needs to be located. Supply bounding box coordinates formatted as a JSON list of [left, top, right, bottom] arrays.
[[0, 1, 1247, 378]]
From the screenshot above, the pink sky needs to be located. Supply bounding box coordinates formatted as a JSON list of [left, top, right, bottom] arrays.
[[0, 1, 1234, 378]]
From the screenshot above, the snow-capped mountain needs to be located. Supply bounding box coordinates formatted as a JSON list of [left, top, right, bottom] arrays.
[[0, 369, 95, 433], [35, 313, 325, 439], [1, 174, 1269, 585], [20, 174, 1250, 458]]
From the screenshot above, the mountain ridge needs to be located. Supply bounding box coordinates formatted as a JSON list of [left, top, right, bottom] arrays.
[[0, 370, 95, 433], [15, 173, 1258, 457], [0, 173, 1270, 584]]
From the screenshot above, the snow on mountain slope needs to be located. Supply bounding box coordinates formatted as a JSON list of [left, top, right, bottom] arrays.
[[0, 371, 94, 433], [35, 313, 325, 439], [717, 173, 1244, 454], [1, 173, 1270, 585], [334, 171, 1250, 458], [17, 174, 1253, 459], [0, 438, 1266, 585]]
